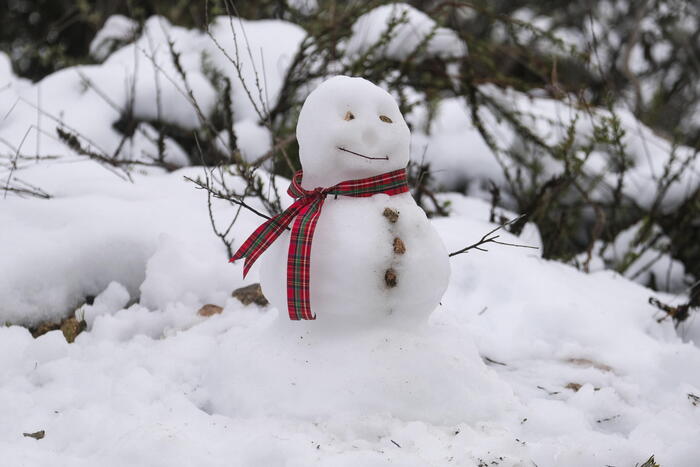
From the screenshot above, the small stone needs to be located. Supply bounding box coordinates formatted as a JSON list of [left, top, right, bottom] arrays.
[[60, 317, 86, 343], [232, 283, 269, 306], [197, 304, 223, 317], [30, 315, 86, 342], [393, 237, 406, 254], [23, 430, 45, 440], [384, 268, 397, 288], [565, 382, 582, 392], [30, 321, 61, 338], [382, 207, 399, 223]]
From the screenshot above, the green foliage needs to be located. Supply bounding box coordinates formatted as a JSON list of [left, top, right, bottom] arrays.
[[638, 454, 660, 467]]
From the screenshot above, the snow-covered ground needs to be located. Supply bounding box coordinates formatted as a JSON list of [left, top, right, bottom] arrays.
[[2, 7, 700, 467], [1, 160, 699, 466]]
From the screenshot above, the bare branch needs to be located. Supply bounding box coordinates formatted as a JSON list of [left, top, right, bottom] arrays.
[[449, 214, 539, 257], [184, 174, 283, 226]]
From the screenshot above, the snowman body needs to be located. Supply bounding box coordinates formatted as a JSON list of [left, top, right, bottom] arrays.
[[260, 192, 449, 324], [257, 76, 449, 323]]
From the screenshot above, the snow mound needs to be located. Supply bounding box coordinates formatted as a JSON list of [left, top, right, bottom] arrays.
[[77, 281, 130, 327], [89, 15, 138, 61], [0, 15, 305, 166], [2, 165, 699, 466], [139, 233, 236, 311], [0, 161, 260, 326], [205, 17, 306, 122], [411, 85, 700, 215], [410, 97, 506, 195], [204, 319, 517, 426], [345, 3, 467, 61]]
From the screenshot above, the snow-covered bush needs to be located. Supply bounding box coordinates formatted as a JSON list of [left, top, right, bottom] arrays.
[[3, 1, 699, 299]]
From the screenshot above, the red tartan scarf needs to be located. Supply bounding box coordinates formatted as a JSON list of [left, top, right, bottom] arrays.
[[230, 168, 410, 320]]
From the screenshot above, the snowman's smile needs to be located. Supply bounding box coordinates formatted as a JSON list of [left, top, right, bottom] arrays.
[[337, 146, 389, 161]]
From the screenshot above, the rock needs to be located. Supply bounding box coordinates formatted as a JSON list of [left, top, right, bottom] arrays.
[[565, 382, 582, 392], [30, 315, 86, 343], [197, 304, 223, 317], [232, 283, 269, 306], [30, 321, 61, 338], [60, 317, 87, 343], [23, 430, 45, 440]]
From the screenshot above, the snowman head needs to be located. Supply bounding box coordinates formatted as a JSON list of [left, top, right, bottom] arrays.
[[296, 76, 410, 189]]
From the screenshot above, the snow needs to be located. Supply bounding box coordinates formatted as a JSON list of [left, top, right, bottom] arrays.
[[0, 161, 256, 326], [294, 76, 410, 188], [232, 119, 272, 162], [345, 3, 467, 61], [214, 121, 273, 166], [0, 18, 215, 161], [2, 11, 700, 467], [125, 122, 190, 167], [139, 233, 238, 311], [2, 160, 699, 464], [78, 281, 130, 327], [0, 14, 304, 166], [410, 97, 506, 193], [102, 16, 216, 129], [577, 221, 692, 293], [205, 17, 306, 122], [287, 0, 319, 14], [89, 15, 138, 61], [260, 191, 451, 325], [411, 85, 700, 217]]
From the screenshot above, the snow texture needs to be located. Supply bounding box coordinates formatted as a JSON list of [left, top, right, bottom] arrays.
[[88, 14, 138, 61], [205, 16, 306, 122], [577, 221, 692, 293], [1, 13, 700, 467], [296, 76, 411, 188], [0, 14, 305, 166], [345, 3, 468, 61], [410, 85, 700, 215], [2, 162, 699, 466]]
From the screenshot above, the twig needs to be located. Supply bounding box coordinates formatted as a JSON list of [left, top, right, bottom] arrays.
[[250, 134, 297, 166], [649, 296, 693, 326], [56, 127, 177, 173], [204, 0, 268, 123], [483, 356, 507, 366], [195, 134, 237, 257], [1, 177, 51, 199], [184, 174, 285, 228], [3, 125, 33, 199], [448, 214, 538, 257]]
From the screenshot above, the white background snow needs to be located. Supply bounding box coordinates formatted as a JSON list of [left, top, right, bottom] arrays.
[[1, 6, 700, 467]]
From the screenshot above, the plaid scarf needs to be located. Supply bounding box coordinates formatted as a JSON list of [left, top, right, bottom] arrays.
[[230, 168, 409, 320]]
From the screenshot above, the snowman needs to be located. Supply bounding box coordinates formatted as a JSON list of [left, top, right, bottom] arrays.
[[232, 76, 449, 325]]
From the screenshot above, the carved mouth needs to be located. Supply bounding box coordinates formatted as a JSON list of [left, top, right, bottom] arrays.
[[337, 146, 389, 161]]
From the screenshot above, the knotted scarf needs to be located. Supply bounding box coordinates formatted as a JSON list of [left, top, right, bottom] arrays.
[[230, 168, 409, 320]]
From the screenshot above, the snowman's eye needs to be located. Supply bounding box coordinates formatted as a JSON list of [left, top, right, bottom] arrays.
[[344, 111, 355, 121], [379, 115, 393, 123]]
